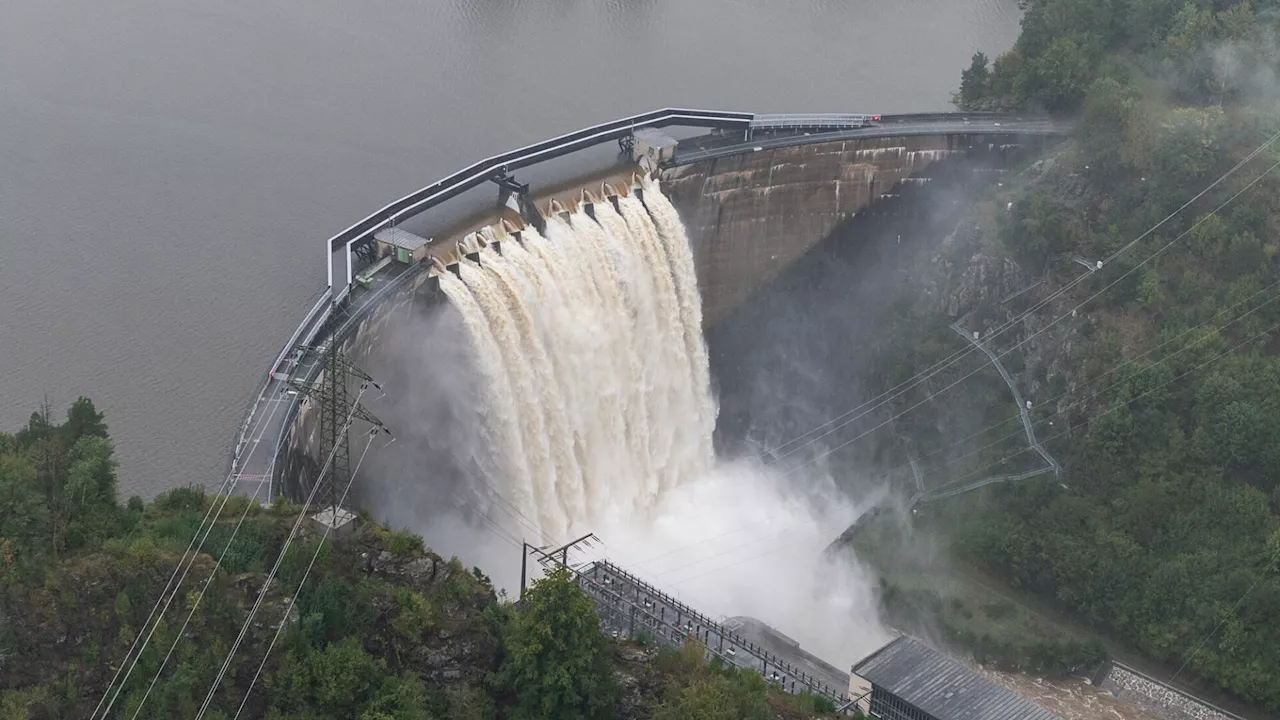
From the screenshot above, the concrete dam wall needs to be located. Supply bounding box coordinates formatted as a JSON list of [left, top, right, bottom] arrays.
[[276, 131, 1051, 503], [662, 132, 1049, 326]]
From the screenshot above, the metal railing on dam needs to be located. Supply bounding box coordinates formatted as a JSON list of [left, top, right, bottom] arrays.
[[232, 107, 1069, 501], [323, 108, 755, 289], [319, 108, 1064, 290]]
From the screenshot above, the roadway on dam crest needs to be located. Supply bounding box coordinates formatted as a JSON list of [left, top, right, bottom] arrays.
[[671, 115, 1069, 166], [230, 263, 418, 500]]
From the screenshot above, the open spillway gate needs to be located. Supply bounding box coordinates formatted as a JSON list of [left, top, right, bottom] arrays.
[[262, 172, 671, 504]]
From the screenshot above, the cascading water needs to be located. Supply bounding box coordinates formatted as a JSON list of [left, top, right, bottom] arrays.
[[431, 174, 887, 667], [440, 176, 715, 541]]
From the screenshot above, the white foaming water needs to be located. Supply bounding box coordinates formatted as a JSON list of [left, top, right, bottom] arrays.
[[600, 460, 890, 668], [441, 176, 887, 666]]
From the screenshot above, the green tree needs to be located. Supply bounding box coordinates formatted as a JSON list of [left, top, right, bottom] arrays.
[[655, 676, 753, 720], [959, 52, 990, 108], [0, 452, 49, 577], [1017, 0, 1121, 56], [1151, 107, 1224, 191], [988, 49, 1032, 105], [1079, 76, 1139, 179], [357, 672, 434, 720], [311, 639, 385, 714], [63, 397, 107, 444], [63, 435, 119, 550], [269, 638, 389, 718], [1029, 36, 1097, 111], [496, 567, 616, 720], [656, 668, 772, 720]]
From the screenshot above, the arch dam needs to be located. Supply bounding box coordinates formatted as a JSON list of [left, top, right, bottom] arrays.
[[226, 108, 1070, 505]]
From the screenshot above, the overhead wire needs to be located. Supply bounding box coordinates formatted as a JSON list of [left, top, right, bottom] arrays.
[[913, 276, 1280, 487], [128, 423, 292, 719], [454, 488, 529, 549], [657, 312, 1280, 590], [194, 387, 366, 720], [459, 476, 556, 547], [91, 382, 291, 720], [780, 154, 1280, 477], [761, 127, 1280, 465], [233, 429, 379, 719], [1167, 553, 1275, 686], [911, 272, 1280, 467]]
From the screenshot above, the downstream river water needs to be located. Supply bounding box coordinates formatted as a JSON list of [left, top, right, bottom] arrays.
[[2, 0, 1021, 497]]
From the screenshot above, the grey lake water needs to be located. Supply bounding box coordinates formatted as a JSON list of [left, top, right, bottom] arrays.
[[1, 0, 1021, 497]]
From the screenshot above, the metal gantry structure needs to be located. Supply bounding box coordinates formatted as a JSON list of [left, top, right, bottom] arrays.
[[579, 559, 849, 704], [288, 328, 387, 512], [515, 539, 850, 706], [519, 533, 599, 600]]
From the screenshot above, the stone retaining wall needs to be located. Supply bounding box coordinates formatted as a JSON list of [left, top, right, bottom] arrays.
[[1098, 663, 1243, 720]]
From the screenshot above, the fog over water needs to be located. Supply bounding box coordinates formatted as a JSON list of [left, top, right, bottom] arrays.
[[2, 0, 1020, 497]]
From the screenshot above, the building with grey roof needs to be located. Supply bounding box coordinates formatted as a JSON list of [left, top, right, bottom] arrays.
[[373, 227, 431, 265], [849, 635, 1063, 720]]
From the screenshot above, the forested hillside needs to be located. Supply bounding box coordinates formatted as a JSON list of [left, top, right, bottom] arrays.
[[861, 0, 1280, 712], [0, 400, 838, 719]]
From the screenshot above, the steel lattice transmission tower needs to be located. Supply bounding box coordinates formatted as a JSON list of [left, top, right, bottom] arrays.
[[289, 335, 387, 512]]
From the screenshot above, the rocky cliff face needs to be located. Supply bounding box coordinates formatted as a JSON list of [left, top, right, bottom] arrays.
[[917, 158, 1086, 419]]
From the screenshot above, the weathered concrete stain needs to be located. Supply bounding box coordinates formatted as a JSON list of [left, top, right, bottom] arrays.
[[662, 134, 1026, 326]]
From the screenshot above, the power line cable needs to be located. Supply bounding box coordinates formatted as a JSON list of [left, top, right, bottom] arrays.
[[781, 155, 1280, 477], [128, 443, 284, 719], [726, 313, 1280, 586], [92, 388, 291, 719], [1167, 542, 1280, 686], [232, 430, 379, 719], [762, 127, 1280, 464], [463, 477, 556, 546], [195, 390, 363, 719], [194, 388, 365, 720], [913, 271, 1280, 466], [453, 488, 530, 549], [764, 268, 1280, 504], [625, 310, 1280, 588], [914, 278, 1280, 486]]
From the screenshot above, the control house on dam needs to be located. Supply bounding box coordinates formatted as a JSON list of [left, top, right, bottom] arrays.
[[228, 107, 1068, 704]]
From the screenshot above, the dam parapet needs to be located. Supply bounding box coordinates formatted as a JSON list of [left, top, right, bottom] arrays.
[[230, 109, 1069, 506]]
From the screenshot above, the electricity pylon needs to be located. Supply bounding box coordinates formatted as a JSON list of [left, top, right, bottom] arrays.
[[289, 336, 387, 512]]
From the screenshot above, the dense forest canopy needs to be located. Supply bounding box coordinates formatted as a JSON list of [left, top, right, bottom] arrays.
[[0, 402, 838, 719], [914, 0, 1280, 711]]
